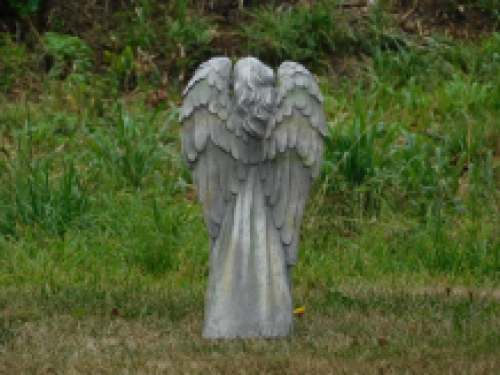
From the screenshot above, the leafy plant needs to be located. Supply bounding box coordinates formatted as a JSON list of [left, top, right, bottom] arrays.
[[41, 32, 93, 80], [8, 0, 42, 16], [103, 46, 135, 91]]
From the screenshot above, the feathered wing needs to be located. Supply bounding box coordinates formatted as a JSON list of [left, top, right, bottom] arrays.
[[263, 61, 327, 266], [180, 57, 242, 248]]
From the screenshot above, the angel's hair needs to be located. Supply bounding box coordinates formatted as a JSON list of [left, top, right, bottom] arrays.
[[233, 57, 276, 138], [234, 57, 275, 90]]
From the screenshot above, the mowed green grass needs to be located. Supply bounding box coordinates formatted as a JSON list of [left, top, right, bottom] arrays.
[[1, 29, 500, 373], [1, 279, 499, 374]]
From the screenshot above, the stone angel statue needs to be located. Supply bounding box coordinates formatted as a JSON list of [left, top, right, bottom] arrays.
[[180, 57, 326, 338]]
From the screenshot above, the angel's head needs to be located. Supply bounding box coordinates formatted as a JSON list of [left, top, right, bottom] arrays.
[[233, 57, 276, 139]]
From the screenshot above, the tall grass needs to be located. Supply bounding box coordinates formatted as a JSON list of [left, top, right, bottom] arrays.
[[0, 112, 89, 239], [0, 6, 499, 287], [87, 104, 178, 189], [310, 31, 500, 279]]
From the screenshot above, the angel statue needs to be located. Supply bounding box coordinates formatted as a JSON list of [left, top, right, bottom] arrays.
[[180, 57, 326, 338]]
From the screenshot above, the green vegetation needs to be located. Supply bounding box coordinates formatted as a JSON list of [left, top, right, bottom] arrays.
[[42, 32, 94, 80], [0, 1, 499, 373], [466, 0, 500, 20], [7, 0, 44, 16]]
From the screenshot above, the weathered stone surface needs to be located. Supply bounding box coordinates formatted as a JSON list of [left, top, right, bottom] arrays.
[[180, 57, 325, 338]]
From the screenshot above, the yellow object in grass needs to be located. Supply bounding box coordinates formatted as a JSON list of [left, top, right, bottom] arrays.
[[293, 306, 306, 316]]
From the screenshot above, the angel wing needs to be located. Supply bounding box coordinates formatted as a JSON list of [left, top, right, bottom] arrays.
[[181, 57, 326, 265], [263, 61, 327, 266], [180, 57, 263, 248], [180, 57, 240, 248]]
